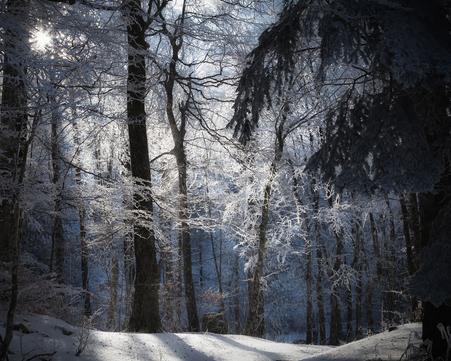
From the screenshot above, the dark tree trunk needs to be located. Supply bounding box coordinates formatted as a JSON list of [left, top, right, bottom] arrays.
[[74, 161, 91, 316], [345, 281, 353, 341], [73, 116, 90, 315], [305, 239, 314, 344], [175, 242, 184, 328], [120, 156, 134, 326], [423, 302, 451, 360], [176, 147, 200, 331], [328, 193, 343, 345], [304, 201, 314, 344], [246, 109, 286, 337], [367, 212, 380, 332], [352, 221, 363, 337], [205, 169, 225, 310], [124, 0, 161, 333], [123, 233, 134, 325], [49, 90, 65, 281], [407, 193, 422, 264], [246, 142, 283, 337], [210, 225, 226, 323], [311, 183, 326, 345], [79, 201, 91, 316], [162, 12, 200, 329], [290, 161, 313, 343], [383, 196, 397, 326], [400, 194, 417, 275], [107, 256, 119, 330], [366, 283, 374, 333], [417, 184, 451, 359], [399, 194, 421, 320], [245, 169, 274, 337], [0, 198, 22, 361], [199, 236, 204, 290], [0, 1, 30, 359], [316, 244, 327, 345], [0, 0, 29, 264], [233, 251, 241, 333], [329, 290, 342, 346]]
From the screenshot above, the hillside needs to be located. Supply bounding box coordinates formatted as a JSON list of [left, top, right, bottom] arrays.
[[1, 314, 421, 361]]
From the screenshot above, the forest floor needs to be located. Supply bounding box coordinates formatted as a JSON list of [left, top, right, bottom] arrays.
[[0, 313, 421, 361]]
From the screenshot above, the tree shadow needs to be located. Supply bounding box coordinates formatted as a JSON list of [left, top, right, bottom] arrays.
[[202, 333, 293, 360], [5, 314, 325, 361], [152, 333, 215, 361]]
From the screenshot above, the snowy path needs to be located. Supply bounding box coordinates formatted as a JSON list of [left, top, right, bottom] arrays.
[[1, 314, 421, 361]]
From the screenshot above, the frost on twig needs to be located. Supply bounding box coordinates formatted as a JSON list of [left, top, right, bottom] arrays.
[[74, 311, 100, 357]]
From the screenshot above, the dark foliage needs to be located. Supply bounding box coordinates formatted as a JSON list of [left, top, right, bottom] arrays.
[[231, 0, 451, 191], [228, 1, 313, 144], [307, 84, 451, 193]]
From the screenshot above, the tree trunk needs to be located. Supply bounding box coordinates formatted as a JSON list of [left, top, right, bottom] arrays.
[[399, 194, 423, 321], [345, 281, 353, 341], [166, 98, 199, 332], [305, 240, 314, 344], [423, 302, 451, 360], [233, 251, 241, 333], [199, 236, 204, 290], [124, 0, 161, 333], [289, 161, 313, 343], [176, 147, 200, 331], [123, 233, 134, 325], [328, 193, 343, 345], [49, 89, 65, 281], [417, 187, 451, 359], [245, 158, 279, 337], [407, 193, 422, 264], [311, 183, 326, 345], [0, 1, 30, 358], [107, 256, 119, 330], [74, 162, 91, 316], [399, 194, 417, 275], [329, 291, 342, 345], [367, 212, 380, 332], [0, 0, 29, 264], [204, 166, 226, 321], [120, 155, 134, 327], [72, 115, 91, 315], [366, 283, 374, 334], [316, 244, 327, 345], [79, 200, 91, 316], [174, 243, 183, 328], [352, 221, 363, 337], [210, 227, 226, 320], [245, 113, 287, 337], [162, 16, 200, 329], [383, 196, 397, 326]]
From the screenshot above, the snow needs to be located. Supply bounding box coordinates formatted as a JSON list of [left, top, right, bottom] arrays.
[[302, 324, 422, 361], [1, 313, 421, 361]]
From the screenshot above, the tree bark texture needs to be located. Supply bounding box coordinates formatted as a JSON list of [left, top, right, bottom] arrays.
[[0, 1, 30, 358], [124, 0, 161, 333]]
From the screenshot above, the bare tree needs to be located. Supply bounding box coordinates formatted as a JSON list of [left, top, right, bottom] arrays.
[[122, 0, 167, 332]]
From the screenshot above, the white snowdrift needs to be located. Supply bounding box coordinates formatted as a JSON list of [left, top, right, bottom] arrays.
[[1, 314, 421, 361], [302, 323, 422, 361]]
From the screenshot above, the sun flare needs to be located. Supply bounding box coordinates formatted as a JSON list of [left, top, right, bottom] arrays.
[[31, 28, 52, 52]]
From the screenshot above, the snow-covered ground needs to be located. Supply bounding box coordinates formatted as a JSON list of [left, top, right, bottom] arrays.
[[302, 323, 421, 361], [1, 314, 421, 361]]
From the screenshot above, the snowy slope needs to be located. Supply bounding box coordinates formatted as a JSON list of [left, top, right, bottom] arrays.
[[1, 314, 421, 361], [302, 323, 422, 361]]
